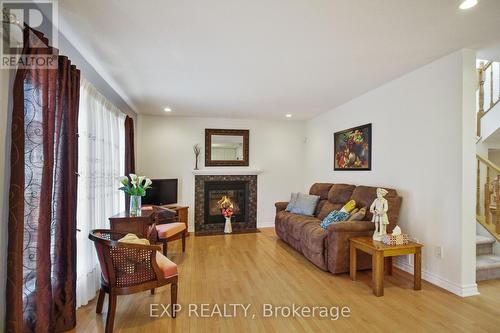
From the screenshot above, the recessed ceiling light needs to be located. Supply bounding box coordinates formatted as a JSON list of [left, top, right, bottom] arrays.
[[285, 113, 292, 118], [459, 0, 478, 10], [164, 107, 172, 112]]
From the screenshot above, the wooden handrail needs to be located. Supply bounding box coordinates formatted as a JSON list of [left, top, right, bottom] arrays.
[[477, 154, 500, 173], [483, 61, 492, 71]]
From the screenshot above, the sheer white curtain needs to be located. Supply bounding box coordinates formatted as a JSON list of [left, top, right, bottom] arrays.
[[76, 78, 126, 308]]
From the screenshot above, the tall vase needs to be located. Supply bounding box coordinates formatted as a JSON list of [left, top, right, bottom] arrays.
[[195, 154, 199, 170], [129, 195, 142, 216], [224, 216, 232, 234]]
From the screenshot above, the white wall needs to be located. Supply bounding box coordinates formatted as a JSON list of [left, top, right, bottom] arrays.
[[136, 116, 306, 229], [304, 50, 477, 296]]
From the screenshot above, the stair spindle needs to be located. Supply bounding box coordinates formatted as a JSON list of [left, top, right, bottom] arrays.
[[496, 176, 500, 234], [477, 159, 481, 216], [478, 63, 486, 136], [490, 65, 494, 109], [485, 166, 491, 224]]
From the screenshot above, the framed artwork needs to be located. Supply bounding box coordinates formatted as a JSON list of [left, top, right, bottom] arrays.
[[334, 123, 372, 171]]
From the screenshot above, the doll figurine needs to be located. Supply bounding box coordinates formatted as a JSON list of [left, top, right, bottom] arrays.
[[370, 188, 389, 241]]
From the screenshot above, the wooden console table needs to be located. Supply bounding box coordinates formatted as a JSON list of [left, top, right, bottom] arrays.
[[109, 205, 189, 237], [349, 237, 423, 297]]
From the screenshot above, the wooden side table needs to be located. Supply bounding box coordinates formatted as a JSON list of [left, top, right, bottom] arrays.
[[349, 236, 423, 297], [109, 210, 155, 238], [109, 205, 189, 238]]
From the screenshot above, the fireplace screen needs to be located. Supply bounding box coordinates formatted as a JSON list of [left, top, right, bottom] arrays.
[[205, 181, 248, 224]]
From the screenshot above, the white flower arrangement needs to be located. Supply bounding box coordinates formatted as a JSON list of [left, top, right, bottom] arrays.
[[119, 174, 152, 196]]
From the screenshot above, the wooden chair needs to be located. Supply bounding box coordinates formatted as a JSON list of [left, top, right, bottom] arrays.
[[89, 229, 178, 333], [151, 206, 187, 256]]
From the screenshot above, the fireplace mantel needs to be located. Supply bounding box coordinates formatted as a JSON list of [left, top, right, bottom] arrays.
[[192, 168, 263, 176]]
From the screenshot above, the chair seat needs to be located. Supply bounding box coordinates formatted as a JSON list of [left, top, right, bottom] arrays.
[[156, 222, 186, 239], [155, 251, 178, 278]]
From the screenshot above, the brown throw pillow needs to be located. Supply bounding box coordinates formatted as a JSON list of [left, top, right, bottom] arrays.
[[348, 207, 367, 221]]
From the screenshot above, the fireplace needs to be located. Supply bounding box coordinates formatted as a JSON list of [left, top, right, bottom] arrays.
[[194, 174, 257, 235], [205, 181, 248, 224]]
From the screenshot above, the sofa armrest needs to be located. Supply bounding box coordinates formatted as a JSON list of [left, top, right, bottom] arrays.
[[326, 220, 375, 274], [275, 202, 289, 213], [327, 221, 375, 233]]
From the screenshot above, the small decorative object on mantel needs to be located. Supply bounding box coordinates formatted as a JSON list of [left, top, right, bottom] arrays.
[[382, 225, 410, 246], [334, 123, 372, 170], [119, 174, 152, 216], [193, 143, 201, 170], [370, 188, 389, 241], [218, 195, 234, 234]]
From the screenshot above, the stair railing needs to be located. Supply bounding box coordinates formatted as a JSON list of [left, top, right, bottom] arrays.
[[477, 61, 499, 136], [476, 154, 500, 239]]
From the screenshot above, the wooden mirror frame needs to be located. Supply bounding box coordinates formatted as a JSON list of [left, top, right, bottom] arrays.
[[205, 129, 249, 167]]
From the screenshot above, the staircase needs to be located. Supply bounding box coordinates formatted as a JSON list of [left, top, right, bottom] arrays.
[[476, 235, 500, 281], [476, 59, 500, 281], [477, 60, 500, 139]]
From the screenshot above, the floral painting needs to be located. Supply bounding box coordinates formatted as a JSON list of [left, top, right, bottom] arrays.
[[334, 123, 372, 170]]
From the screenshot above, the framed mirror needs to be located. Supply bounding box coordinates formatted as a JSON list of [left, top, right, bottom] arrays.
[[205, 129, 249, 166]]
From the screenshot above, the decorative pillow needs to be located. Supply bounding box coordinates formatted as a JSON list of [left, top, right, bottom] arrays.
[[348, 207, 367, 221], [320, 210, 350, 229], [285, 192, 299, 212], [340, 200, 356, 213], [289, 193, 320, 216], [118, 233, 150, 245]]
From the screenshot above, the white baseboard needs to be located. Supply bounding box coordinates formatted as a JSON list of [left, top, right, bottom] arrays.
[[394, 257, 479, 297]]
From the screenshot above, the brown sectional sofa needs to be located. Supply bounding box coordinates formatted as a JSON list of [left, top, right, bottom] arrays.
[[275, 183, 402, 274]]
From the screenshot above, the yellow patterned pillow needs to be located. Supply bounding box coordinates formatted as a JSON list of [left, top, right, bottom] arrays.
[[340, 200, 356, 213]]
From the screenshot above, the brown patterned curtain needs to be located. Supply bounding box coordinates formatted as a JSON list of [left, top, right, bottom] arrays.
[[6, 27, 80, 332], [124, 116, 135, 209], [124, 115, 135, 175]]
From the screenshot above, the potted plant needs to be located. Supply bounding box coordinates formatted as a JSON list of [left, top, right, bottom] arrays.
[[119, 174, 152, 216]]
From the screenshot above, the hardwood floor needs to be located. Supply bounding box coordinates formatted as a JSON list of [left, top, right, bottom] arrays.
[[73, 228, 500, 332]]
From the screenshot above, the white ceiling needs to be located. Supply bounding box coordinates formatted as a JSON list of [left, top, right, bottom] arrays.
[[58, 0, 500, 119]]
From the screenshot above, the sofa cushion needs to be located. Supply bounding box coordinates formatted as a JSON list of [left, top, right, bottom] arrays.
[[156, 223, 186, 239], [309, 183, 334, 200], [280, 212, 320, 241], [317, 202, 343, 220], [327, 184, 356, 204], [300, 222, 328, 270], [289, 193, 320, 216], [155, 251, 178, 278]]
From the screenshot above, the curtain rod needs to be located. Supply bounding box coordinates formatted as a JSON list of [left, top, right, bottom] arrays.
[[2, 7, 24, 29]]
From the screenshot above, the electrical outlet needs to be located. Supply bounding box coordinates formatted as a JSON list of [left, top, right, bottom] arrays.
[[435, 246, 444, 259]]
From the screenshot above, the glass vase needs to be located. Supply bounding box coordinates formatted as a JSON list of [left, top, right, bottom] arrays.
[[129, 195, 142, 216]]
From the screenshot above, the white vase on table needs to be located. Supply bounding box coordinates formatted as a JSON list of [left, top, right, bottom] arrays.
[[224, 216, 232, 234]]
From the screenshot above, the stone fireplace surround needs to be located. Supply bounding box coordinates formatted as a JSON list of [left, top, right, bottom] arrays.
[[194, 170, 260, 235]]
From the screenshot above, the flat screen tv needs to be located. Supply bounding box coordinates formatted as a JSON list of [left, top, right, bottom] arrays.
[[142, 179, 178, 205]]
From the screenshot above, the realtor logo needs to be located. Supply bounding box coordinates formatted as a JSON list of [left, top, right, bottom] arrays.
[[1, 0, 58, 69]]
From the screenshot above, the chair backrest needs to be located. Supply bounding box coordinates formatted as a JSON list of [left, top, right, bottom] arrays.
[[88, 230, 126, 285], [152, 206, 177, 224], [88, 229, 161, 288]]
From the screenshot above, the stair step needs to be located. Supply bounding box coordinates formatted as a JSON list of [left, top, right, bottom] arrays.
[[476, 254, 500, 281], [476, 235, 495, 245]]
